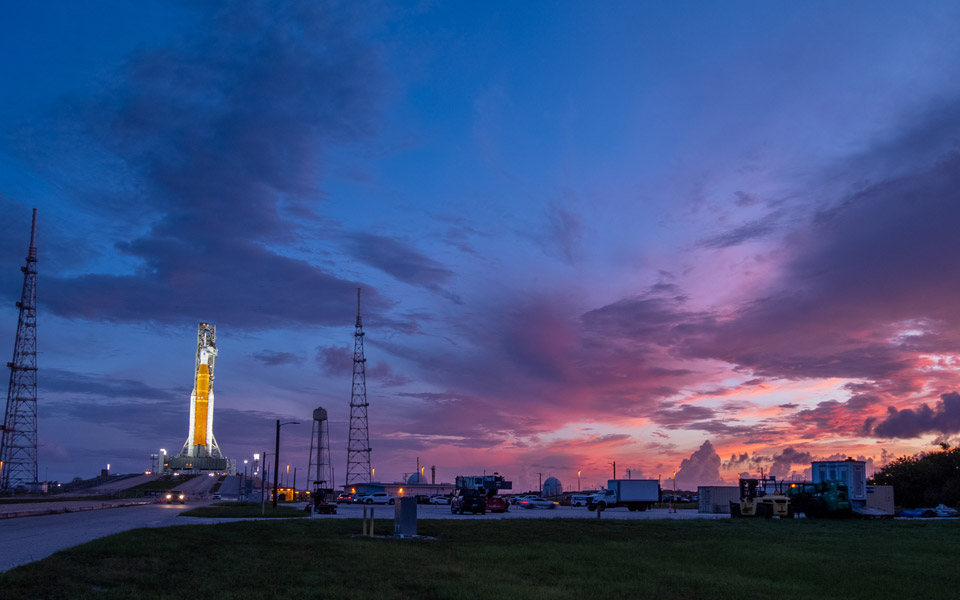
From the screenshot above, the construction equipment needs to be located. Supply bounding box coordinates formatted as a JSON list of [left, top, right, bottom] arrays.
[[730, 476, 791, 518], [785, 480, 853, 518], [453, 474, 512, 515]]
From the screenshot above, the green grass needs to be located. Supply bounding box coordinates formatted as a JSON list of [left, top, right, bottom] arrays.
[[125, 475, 199, 492], [2, 518, 958, 599], [179, 502, 307, 519]]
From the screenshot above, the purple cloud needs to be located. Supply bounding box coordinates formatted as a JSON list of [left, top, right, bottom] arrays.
[[869, 392, 960, 439], [252, 350, 301, 366]]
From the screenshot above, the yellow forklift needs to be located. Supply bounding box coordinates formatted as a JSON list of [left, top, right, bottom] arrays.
[[730, 476, 791, 518]]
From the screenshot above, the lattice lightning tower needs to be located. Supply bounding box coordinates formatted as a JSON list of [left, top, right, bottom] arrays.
[[345, 288, 371, 486], [1, 209, 39, 493]]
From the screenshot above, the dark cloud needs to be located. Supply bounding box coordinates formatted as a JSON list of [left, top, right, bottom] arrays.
[[653, 404, 716, 427], [43, 368, 177, 401], [768, 447, 813, 478], [340, 232, 459, 301], [27, 0, 393, 330], [533, 203, 584, 264], [316, 344, 352, 376], [699, 214, 778, 249], [869, 392, 960, 439], [367, 361, 412, 387], [252, 350, 301, 366]]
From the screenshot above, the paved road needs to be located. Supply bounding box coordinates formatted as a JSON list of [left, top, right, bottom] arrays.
[[0, 502, 228, 572]]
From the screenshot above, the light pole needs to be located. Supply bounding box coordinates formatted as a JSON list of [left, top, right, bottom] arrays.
[[160, 448, 167, 474], [254, 453, 260, 476], [538, 472, 543, 496], [610, 461, 617, 480], [273, 420, 300, 509], [242, 460, 249, 501], [260, 451, 272, 515], [578, 470, 581, 492]]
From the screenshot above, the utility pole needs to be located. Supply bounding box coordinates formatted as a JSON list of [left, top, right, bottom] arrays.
[[538, 472, 543, 496]]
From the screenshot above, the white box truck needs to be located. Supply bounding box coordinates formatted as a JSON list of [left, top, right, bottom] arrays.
[[587, 479, 660, 511]]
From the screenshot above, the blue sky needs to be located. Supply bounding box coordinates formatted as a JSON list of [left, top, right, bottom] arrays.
[[3, 1, 960, 491]]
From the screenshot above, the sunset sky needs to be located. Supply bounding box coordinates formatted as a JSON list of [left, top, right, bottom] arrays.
[[3, 1, 960, 492]]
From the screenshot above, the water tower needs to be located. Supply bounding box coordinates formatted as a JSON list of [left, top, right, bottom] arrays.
[[308, 407, 333, 501]]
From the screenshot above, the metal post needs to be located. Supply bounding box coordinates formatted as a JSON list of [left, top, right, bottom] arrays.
[[260, 451, 268, 515], [273, 420, 281, 508]]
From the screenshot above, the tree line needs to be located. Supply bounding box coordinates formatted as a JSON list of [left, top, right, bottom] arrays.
[[870, 445, 960, 508]]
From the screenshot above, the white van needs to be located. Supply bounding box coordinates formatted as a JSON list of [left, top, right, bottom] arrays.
[[570, 494, 590, 507]]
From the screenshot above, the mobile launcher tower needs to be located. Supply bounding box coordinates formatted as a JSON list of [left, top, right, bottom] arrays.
[[166, 323, 230, 473]]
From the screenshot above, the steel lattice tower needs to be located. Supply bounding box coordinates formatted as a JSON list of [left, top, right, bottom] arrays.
[[345, 288, 371, 486], [1, 209, 39, 493]]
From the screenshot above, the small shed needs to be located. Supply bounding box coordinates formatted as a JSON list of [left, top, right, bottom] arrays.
[[865, 485, 895, 515]]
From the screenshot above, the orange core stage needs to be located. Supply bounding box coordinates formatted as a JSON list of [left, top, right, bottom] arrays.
[[194, 364, 210, 446]]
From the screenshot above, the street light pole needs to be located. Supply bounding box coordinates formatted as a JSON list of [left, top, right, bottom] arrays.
[[273, 419, 300, 509], [260, 450, 270, 515], [578, 470, 581, 492]]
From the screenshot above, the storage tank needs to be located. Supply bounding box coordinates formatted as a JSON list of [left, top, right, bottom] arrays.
[[542, 477, 562, 497]]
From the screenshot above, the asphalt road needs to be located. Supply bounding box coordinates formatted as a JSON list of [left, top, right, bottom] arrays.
[[0, 502, 227, 572]]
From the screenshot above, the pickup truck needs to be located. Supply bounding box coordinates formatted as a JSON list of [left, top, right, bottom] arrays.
[[451, 490, 486, 514]]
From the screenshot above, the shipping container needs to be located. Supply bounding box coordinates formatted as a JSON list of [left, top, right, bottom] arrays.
[[698, 486, 740, 513]]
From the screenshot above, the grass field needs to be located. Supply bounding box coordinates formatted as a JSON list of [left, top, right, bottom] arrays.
[[1, 517, 958, 599]]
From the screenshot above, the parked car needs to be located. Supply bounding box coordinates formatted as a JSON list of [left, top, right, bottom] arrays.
[[451, 490, 486, 514], [336, 493, 354, 504], [486, 495, 508, 513], [164, 490, 186, 504], [429, 495, 451, 505], [360, 492, 395, 505], [211, 493, 222, 500], [517, 497, 557, 509]]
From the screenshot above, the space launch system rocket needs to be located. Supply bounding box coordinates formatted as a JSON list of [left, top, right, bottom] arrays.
[[179, 323, 222, 459]]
